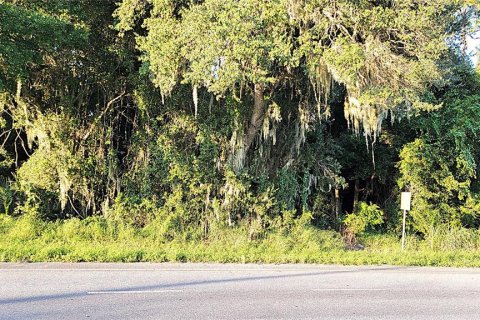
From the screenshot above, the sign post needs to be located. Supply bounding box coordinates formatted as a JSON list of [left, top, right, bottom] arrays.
[[400, 192, 411, 251]]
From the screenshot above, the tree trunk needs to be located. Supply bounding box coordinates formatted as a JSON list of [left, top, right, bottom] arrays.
[[243, 83, 266, 154], [353, 179, 359, 210], [335, 188, 341, 219], [331, 188, 341, 230], [229, 83, 266, 172]]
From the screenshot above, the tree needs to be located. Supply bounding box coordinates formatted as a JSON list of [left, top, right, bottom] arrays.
[[0, 0, 134, 218], [398, 67, 480, 234], [117, 0, 459, 162], [117, 0, 297, 170]]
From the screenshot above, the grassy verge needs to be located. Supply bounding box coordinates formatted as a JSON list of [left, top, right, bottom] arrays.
[[2, 214, 480, 267]]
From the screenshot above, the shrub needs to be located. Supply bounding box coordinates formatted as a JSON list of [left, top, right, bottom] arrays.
[[343, 202, 384, 245]]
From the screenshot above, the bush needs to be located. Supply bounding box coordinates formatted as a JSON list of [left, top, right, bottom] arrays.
[[343, 202, 384, 245], [6, 213, 45, 241]]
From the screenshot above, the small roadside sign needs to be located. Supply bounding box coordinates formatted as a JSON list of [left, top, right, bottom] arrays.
[[401, 192, 411, 211], [400, 192, 411, 251]]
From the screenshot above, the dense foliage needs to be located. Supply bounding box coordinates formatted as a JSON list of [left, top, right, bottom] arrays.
[[1, 0, 480, 250]]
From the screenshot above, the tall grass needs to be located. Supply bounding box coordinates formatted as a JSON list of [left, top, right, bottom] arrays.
[[1, 214, 480, 266]]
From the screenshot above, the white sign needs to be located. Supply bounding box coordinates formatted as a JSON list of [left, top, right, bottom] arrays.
[[401, 192, 411, 211]]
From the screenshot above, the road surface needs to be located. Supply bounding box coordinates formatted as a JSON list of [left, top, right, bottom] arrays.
[[1, 263, 480, 319]]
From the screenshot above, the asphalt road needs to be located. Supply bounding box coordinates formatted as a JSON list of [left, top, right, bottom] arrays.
[[1, 263, 480, 320]]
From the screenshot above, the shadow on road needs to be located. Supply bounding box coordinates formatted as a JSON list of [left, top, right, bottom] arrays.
[[0, 266, 405, 305]]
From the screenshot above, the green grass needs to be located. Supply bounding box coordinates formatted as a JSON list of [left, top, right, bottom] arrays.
[[2, 214, 480, 266]]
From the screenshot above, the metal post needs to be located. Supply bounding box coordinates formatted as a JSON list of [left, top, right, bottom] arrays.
[[401, 209, 406, 251]]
